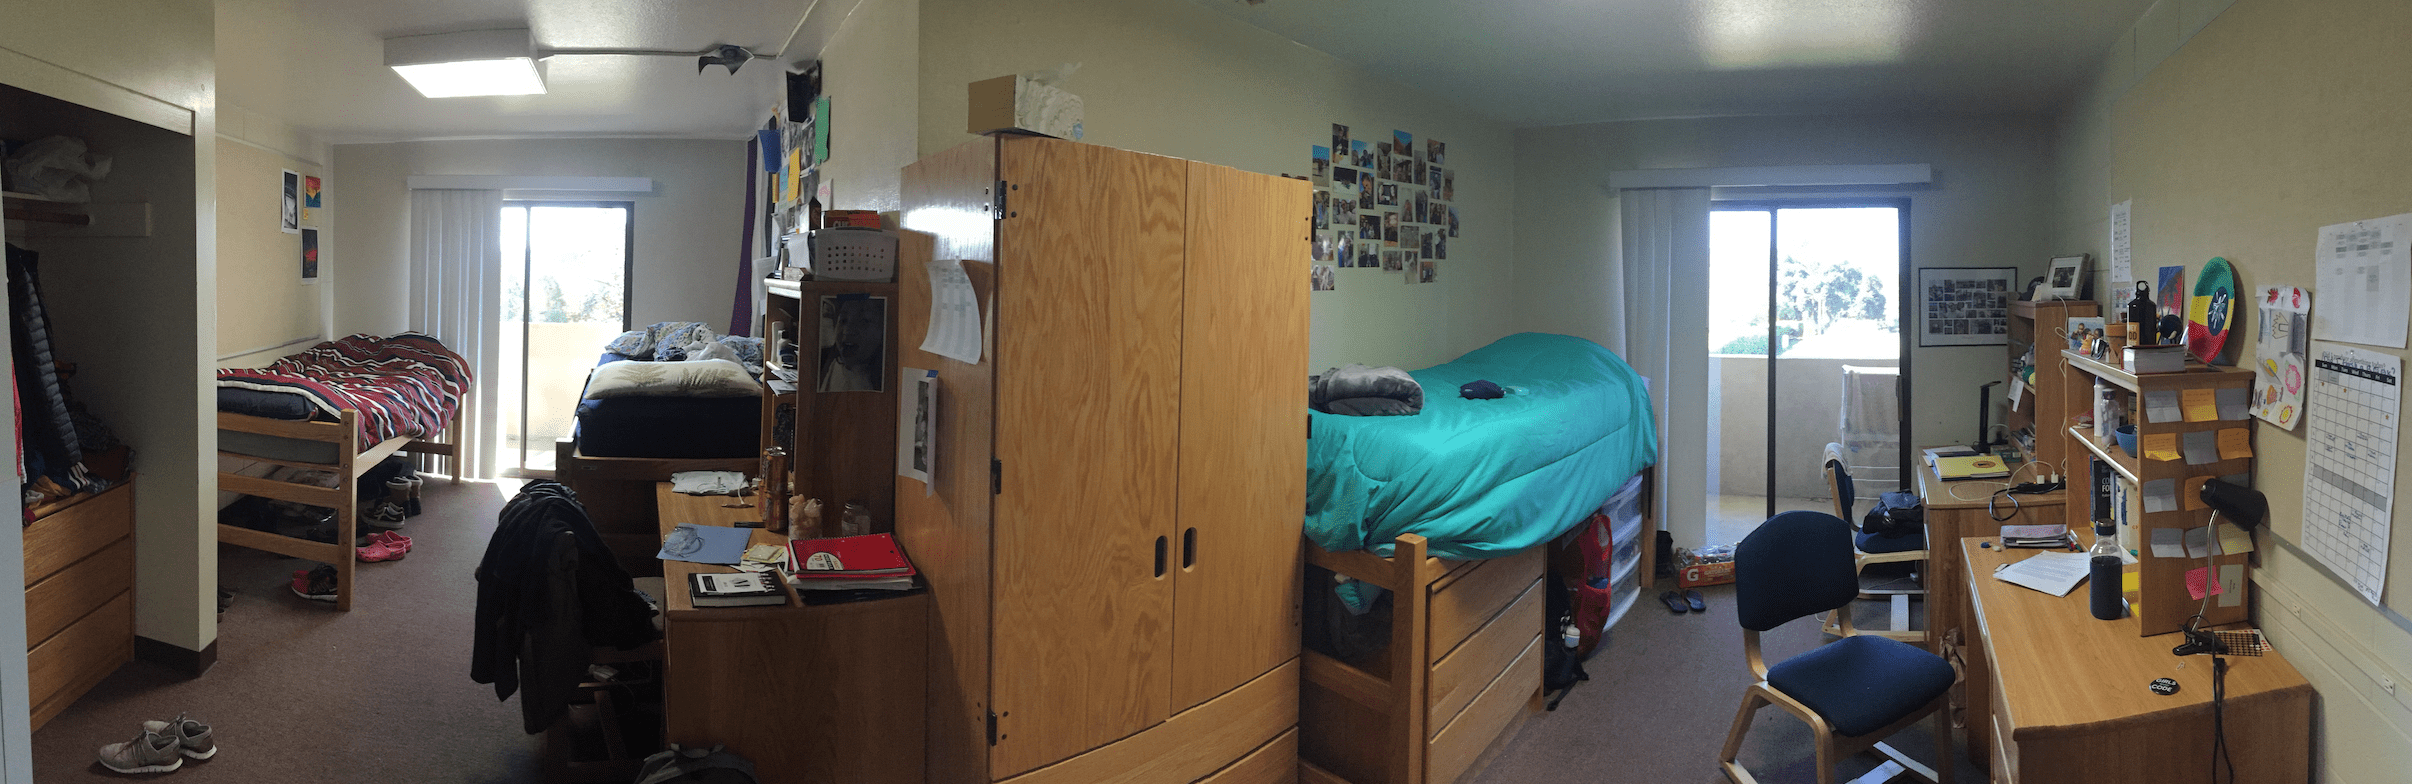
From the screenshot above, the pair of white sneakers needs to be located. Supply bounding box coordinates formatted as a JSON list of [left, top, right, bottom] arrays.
[[96, 714, 215, 774]]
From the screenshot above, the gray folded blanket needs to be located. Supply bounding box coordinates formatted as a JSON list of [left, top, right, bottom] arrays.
[[1311, 363, 1424, 416]]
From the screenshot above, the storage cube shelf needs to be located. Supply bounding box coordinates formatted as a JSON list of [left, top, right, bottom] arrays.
[[2057, 350, 2254, 637], [2009, 300, 2101, 470]]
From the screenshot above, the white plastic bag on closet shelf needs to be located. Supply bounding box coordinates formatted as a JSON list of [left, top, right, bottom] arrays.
[[4, 136, 112, 203], [1018, 62, 1083, 141]]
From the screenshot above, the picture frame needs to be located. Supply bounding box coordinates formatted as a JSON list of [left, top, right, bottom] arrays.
[[2042, 254, 2088, 300], [1917, 267, 2017, 347]]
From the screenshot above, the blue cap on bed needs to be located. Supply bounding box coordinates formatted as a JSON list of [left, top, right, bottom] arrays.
[[1459, 380, 1504, 399]]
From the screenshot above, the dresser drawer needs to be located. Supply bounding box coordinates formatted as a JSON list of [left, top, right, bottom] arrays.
[[28, 590, 132, 727], [25, 536, 132, 648], [24, 482, 133, 585]]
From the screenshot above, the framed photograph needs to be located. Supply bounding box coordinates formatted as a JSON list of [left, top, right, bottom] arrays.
[[816, 294, 888, 392], [280, 170, 300, 233], [2043, 254, 2089, 300], [1918, 267, 2017, 347]]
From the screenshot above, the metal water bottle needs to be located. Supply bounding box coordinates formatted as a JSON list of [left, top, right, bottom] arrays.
[[2089, 522, 2125, 620], [2126, 281, 2156, 345]]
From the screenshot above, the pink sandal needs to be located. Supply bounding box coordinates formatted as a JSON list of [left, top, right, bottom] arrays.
[[356, 538, 404, 562], [371, 530, 413, 554]]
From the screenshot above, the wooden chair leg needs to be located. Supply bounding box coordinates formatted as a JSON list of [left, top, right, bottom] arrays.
[[1719, 688, 1766, 768], [1814, 731, 1838, 784], [1932, 704, 1955, 784]]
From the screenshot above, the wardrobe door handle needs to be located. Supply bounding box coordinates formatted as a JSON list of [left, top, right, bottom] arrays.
[[1155, 536, 1168, 577], [1182, 528, 1197, 568]]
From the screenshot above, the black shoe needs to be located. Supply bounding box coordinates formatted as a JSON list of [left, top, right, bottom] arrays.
[[1659, 591, 1690, 614], [1684, 589, 1707, 612]]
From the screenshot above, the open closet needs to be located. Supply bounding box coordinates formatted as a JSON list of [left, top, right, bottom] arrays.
[[2, 79, 210, 727]]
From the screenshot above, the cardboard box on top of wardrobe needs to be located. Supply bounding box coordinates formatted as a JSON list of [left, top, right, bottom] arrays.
[[967, 74, 1083, 139]]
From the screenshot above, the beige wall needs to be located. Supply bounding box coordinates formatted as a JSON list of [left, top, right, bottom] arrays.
[[814, 0, 920, 215], [917, 0, 1519, 373], [2, 0, 219, 658], [330, 139, 750, 338], [214, 136, 321, 358], [2049, 0, 2412, 778], [1514, 114, 2056, 546]]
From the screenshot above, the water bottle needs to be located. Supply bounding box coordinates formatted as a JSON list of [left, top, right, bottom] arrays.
[[2089, 522, 2125, 620], [2127, 281, 2156, 345]]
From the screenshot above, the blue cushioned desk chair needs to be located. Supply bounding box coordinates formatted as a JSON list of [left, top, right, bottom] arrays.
[[1720, 511, 1956, 784], [1823, 457, 1927, 643]]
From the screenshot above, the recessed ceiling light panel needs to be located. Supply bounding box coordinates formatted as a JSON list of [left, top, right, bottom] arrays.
[[385, 29, 548, 98]]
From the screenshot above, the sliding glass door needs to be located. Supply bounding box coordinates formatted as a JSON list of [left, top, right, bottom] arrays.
[[498, 201, 633, 477], [1705, 201, 1910, 543]]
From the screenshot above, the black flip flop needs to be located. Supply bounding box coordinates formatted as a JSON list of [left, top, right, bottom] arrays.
[[1684, 589, 1707, 612], [1659, 590, 1690, 614]]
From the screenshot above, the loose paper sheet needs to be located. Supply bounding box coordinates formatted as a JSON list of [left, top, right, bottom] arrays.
[[2110, 200, 2134, 290], [920, 259, 984, 364], [2218, 428, 2254, 460], [2182, 430, 2220, 465], [2300, 342, 2398, 604], [2313, 215, 2412, 349], [2251, 286, 2313, 430], [2143, 391, 2183, 424], [1994, 551, 2094, 597], [2182, 389, 2219, 422], [2143, 478, 2180, 513], [2142, 432, 2181, 462]]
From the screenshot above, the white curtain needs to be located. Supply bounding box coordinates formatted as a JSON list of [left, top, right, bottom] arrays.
[[1617, 188, 1712, 549], [408, 189, 504, 480]]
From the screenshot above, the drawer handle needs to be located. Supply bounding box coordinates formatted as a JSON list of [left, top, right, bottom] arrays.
[[1182, 528, 1197, 568], [1154, 536, 1168, 578]]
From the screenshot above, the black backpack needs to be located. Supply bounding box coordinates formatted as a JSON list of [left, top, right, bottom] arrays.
[[1861, 490, 1925, 539]]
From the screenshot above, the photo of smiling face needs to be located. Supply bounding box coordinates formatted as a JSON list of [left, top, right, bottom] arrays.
[[818, 296, 887, 392]]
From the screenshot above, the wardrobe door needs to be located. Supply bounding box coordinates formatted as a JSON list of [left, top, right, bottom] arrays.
[[989, 138, 1187, 778], [1172, 162, 1309, 711]]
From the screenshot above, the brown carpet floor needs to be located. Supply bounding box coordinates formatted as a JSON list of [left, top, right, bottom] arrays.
[[1468, 585, 1986, 784], [33, 486, 1980, 783], [32, 478, 542, 782]]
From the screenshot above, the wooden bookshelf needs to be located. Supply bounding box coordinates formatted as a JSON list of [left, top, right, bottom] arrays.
[[2007, 300, 2099, 469]]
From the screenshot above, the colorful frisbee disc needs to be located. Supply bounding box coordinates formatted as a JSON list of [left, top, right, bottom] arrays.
[[2186, 257, 2236, 364]]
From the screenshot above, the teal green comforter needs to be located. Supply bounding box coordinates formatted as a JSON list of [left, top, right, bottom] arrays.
[[1305, 333, 1658, 560]]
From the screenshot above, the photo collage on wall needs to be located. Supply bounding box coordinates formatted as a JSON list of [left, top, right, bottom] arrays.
[[1310, 123, 1456, 291]]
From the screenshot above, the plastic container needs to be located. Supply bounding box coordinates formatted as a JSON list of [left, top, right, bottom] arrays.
[[2114, 424, 2138, 457], [1601, 556, 1642, 632], [809, 227, 898, 282]]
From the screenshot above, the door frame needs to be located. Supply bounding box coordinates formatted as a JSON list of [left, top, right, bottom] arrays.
[[1706, 198, 1914, 519], [498, 199, 635, 479]]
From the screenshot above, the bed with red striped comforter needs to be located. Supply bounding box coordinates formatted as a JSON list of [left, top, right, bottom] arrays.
[[216, 333, 472, 446]]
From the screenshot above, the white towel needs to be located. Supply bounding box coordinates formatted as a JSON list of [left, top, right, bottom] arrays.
[[670, 471, 746, 496]]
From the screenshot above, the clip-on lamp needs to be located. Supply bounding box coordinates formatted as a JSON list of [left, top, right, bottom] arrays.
[[2173, 479, 2269, 657]]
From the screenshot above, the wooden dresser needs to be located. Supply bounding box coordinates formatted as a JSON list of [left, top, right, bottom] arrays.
[[23, 478, 135, 730]]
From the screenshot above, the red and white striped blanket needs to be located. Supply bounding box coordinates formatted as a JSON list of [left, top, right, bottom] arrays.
[[216, 333, 473, 446]]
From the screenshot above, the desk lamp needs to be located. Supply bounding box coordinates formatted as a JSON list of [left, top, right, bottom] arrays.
[[2172, 479, 2269, 657]]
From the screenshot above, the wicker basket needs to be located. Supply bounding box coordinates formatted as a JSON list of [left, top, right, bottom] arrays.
[[810, 228, 898, 282]]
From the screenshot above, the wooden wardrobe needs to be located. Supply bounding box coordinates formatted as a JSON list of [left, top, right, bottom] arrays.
[[896, 134, 1309, 784]]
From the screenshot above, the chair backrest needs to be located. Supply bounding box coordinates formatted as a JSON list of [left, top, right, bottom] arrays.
[[1824, 458, 1856, 522], [1735, 510, 1861, 632]]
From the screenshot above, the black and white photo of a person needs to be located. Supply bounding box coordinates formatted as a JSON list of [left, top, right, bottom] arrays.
[[281, 169, 300, 234], [818, 295, 886, 392], [912, 376, 932, 473]]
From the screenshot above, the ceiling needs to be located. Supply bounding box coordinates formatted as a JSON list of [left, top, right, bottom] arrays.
[[216, 0, 821, 144], [1192, 0, 2159, 127]]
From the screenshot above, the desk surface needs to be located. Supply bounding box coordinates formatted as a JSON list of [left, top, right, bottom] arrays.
[[655, 485, 802, 615], [1962, 538, 2310, 736], [1912, 448, 2068, 511]]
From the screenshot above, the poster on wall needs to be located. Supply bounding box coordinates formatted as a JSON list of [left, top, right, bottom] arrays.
[[280, 169, 300, 234], [300, 228, 319, 284], [1917, 267, 2016, 346], [817, 294, 887, 393], [301, 175, 322, 225], [2251, 285, 2312, 430]]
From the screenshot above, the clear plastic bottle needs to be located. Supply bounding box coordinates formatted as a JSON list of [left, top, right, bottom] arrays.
[[2088, 522, 2125, 620]]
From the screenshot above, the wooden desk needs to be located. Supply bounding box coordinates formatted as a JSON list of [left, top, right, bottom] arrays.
[[1960, 539, 2311, 783], [657, 485, 926, 784], [1912, 454, 2067, 660]]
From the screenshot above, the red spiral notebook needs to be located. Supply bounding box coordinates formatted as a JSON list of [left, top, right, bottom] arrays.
[[786, 533, 917, 577]]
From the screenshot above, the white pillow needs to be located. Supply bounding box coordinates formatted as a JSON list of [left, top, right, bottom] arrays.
[[586, 359, 759, 398]]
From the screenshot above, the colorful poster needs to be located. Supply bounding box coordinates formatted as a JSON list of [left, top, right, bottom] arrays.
[[2251, 285, 2312, 430], [280, 169, 300, 234], [300, 228, 319, 284], [301, 175, 322, 225], [2155, 265, 2184, 321]]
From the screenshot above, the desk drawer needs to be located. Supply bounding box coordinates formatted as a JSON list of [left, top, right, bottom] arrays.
[[26, 537, 132, 648], [1427, 548, 1541, 660], [24, 483, 133, 585], [1988, 662, 2018, 781], [29, 591, 132, 726]]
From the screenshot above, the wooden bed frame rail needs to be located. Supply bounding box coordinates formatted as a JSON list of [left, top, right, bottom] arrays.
[[1297, 467, 1658, 784], [215, 407, 461, 611]]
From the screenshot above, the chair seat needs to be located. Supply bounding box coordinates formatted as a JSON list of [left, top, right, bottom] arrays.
[[1765, 634, 1954, 737], [1856, 528, 1926, 554]]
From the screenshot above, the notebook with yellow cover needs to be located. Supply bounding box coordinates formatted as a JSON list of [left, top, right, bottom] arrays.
[[1935, 454, 2011, 481]]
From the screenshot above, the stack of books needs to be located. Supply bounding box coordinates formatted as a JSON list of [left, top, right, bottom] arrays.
[[687, 572, 788, 607], [1999, 523, 2076, 550], [786, 533, 918, 593]]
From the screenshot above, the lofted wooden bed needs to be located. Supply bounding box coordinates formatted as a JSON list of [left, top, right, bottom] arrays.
[[215, 407, 460, 611], [1299, 470, 1657, 784]]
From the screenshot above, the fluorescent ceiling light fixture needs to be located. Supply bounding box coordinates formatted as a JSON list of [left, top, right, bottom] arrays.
[[385, 29, 546, 98]]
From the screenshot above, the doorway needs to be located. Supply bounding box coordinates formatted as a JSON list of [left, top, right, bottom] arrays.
[[1705, 202, 1910, 544], [497, 201, 632, 477]]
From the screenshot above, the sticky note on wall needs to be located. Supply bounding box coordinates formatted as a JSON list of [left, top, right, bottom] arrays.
[[2183, 476, 2212, 510], [2218, 428, 2253, 460], [2182, 388, 2219, 422], [2143, 432, 2181, 461]]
